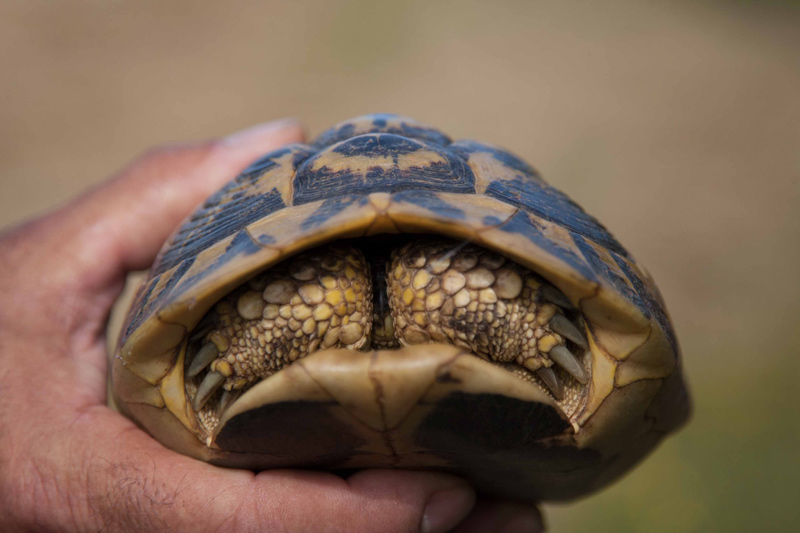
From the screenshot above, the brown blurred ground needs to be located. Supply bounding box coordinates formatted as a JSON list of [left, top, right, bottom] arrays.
[[2, 1, 799, 531]]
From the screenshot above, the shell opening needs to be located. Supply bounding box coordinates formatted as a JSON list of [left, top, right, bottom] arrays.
[[183, 235, 592, 437]]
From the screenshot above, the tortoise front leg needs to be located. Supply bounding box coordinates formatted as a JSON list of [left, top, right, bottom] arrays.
[[387, 239, 588, 399], [186, 245, 372, 417]]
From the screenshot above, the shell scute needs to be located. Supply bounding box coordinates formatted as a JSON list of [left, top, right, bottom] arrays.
[[573, 235, 641, 308], [487, 178, 626, 257], [312, 113, 452, 149], [158, 190, 284, 275], [452, 139, 628, 261], [495, 210, 598, 283], [180, 229, 264, 287], [573, 234, 676, 354], [154, 144, 312, 276], [451, 139, 542, 183], [293, 133, 475, 205], [123, 258, 193, 341], [388, 189, 467, 220], [299, 195, 372, 231], [611, 252, 678, 355], [376, 192, 515, 237]]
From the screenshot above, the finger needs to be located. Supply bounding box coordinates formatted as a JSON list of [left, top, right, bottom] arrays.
[[451, 500, 545, 533], [58, 411, 476, 533]]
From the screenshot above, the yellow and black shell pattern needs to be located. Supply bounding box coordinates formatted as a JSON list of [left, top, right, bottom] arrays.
[[113, 114, 690, 502]]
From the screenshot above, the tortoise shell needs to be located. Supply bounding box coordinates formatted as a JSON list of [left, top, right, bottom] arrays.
[[112, 114, 690, 502]]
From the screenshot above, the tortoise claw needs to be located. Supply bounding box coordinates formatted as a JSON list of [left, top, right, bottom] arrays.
[[549, 345, 588, 384], [193, 371, 225, 410], [189, 324, 214, 343], [549, 314, 588, 349], [187, 343, 219, 378], [216, 389, 242, 418], [189, 312, 218, 342], [535, 367, 564, 400], [541, 285, 575, 311]]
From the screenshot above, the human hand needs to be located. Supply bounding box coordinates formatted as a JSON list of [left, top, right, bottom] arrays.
[[0, 119, 544, 532]]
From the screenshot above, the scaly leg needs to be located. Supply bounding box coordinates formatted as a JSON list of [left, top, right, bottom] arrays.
[[387, 239, 588, 399], [187, 245, 372, 411]]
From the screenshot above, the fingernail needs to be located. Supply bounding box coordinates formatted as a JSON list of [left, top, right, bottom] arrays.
[[221, 118, 303, 146], [421, 486, 476, 533], [500, 510, 545, 533]]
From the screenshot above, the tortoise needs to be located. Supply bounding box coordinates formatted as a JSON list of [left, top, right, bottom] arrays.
[[112, 114, 690, 503]]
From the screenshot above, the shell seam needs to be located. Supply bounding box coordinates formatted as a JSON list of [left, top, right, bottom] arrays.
[[292, 360, 394, 437], [367, 351, 400, 464]]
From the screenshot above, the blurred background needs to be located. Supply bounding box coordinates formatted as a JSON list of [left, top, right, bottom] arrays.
[[2, 0, 798, 530]]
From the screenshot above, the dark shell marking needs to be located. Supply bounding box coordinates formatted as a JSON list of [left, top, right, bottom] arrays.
[[294, 134, 476, 204]]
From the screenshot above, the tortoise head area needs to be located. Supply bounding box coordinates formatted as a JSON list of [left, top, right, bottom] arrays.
[[183, 234, 592, 439]]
